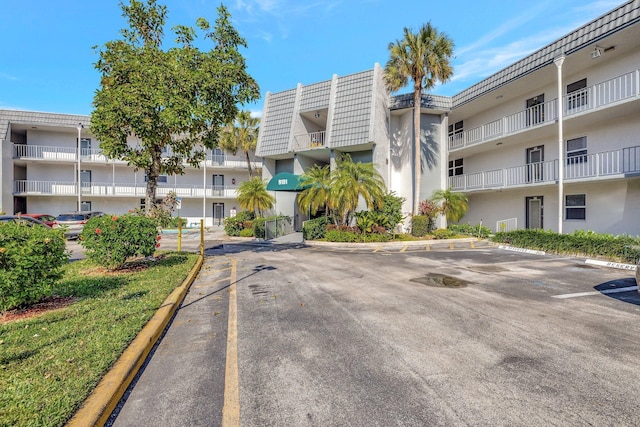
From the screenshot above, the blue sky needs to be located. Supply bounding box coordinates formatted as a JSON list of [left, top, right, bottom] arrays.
[[0, 0, 623, 117]]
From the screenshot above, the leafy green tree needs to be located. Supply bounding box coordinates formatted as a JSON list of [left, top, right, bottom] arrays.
[[219, 110, 260, 177], [431, 188, 468, 223], [297, 164, 332, 218], [237, 176, 275, 217], [331, 154, 387, 226], [384, 22, 454, 215], [91, 0, 259, 211]]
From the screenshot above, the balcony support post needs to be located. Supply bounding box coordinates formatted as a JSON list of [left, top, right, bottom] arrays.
[[77, 124, 83, 211], [554, 55, 565, 234]]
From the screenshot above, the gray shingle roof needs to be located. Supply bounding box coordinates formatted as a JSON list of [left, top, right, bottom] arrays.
[[0, 109, 90, 140]]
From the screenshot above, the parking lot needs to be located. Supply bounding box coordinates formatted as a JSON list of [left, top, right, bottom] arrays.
[[111, 240, 640, 426]]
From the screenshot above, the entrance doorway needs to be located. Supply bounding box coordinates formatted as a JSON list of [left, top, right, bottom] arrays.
[[80, 170, 91, 193], [14, 196, 26, 214], [525, 196, 543, 229], [213, 203, 224, 226], [213, 174, 224, 196], [526, 146, 544, 183]]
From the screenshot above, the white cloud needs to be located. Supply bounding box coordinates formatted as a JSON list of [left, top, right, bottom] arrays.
[[450, 0, 619, 88]]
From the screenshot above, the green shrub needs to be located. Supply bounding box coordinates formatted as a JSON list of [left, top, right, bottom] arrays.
[[448, 223, 492, 238], [252, 217, 265, 239], [0, 223, 68, 311], [303, 216, 330, 240], [79, 214, 158, 270], [492, 229, 640, 263], [433, 228, 454, 239], [239, 228, 254, 237], [325, 229, 360, 242], [167, 217, 184, 228], [224, 211, 254, 236], [361, 232, 391, 243], [411, 215, 431, 237]]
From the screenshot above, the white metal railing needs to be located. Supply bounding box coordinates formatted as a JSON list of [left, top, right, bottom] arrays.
[[496, 218, 517, 232], [449, 145, 640, 192], [294, 131, 326, 151], [448, 69, 640, 151], [505, 99, 557, 134], [13, 180, 239, 198], [13, 143, 260, 169]]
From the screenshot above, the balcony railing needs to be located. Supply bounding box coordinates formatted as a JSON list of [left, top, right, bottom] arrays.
[[13, 181, 239, 199], [449, 69, 640, 151], [449, 145, 640, 192], [13, 144, 261, 169], [293, 131, 326, 151]]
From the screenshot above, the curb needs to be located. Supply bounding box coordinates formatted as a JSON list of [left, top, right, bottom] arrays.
[[66, 254, 205, 427], [303, 237, 482, 249]]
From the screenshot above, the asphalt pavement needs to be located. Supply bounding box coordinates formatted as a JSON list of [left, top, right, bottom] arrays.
[[102, 237, 640, 426]]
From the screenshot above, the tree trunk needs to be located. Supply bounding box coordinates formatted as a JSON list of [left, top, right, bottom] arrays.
[[145, 146, 162, 213], [413, 85, 422, 215], [244, 150, 253, 177]]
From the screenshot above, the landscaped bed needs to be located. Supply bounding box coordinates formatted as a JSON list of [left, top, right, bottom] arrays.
[[0, 251, 199, 427]]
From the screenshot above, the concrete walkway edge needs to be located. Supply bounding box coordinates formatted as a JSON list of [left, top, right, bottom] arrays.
[[66, 254, 205, 427]]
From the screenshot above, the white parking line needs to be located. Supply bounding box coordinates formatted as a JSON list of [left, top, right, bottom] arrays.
[[552, 286, 638, 299]]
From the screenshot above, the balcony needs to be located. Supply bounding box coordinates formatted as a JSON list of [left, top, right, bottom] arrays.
[[13, 144, 261, 170], [293, 131, 326, 151], [449, 145, 640, 192], [13, 181, 239, 199], [449, 70, 640, 151]]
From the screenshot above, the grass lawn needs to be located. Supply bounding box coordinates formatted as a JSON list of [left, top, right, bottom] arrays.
[[0, 251, 199, 427]]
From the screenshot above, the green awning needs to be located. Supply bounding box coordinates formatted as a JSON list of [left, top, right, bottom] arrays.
[[266, 172, 304, 191]]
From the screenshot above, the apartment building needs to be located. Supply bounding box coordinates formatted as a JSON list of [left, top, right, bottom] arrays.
[[257, 0, 640, 235], [0, 109, 261, 226]]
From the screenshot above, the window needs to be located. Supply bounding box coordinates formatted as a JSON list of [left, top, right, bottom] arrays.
[[567, 78, 587, 110], [448, 120, 463, 137], [566, 194, 586, 220], [566, 137, 587, 164], [448, 158, 463, 177], [144, 174, 168, 183]]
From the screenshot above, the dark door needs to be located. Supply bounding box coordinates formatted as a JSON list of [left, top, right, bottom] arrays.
[[526, 196, 543, 229]]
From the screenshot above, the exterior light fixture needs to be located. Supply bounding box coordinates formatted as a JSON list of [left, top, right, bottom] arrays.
[[314, 112, 320, 118], [591, 46, 602, 59]]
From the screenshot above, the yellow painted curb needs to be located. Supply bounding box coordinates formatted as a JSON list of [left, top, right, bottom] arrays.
[[66, 254, 204, 427]]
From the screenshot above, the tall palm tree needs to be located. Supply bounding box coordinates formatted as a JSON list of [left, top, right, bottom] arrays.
[[331, 154, 387, 226], [297, 164, 332, 218], [236, 176, 274, 217], [384, 22, 454, 215], [219, 110, 260, 177], [431, 188, 468, 223]]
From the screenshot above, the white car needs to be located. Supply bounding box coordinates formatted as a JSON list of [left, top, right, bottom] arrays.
[[54, 211, 104, 239]]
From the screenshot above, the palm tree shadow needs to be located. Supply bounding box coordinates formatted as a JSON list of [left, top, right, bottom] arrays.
[[421, 122, 440, 172], [389, 108, 440, 174], [594, 278, 640, 306]]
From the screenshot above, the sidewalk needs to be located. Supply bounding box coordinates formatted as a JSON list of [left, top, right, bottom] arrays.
[[107, 255, 235, 426]]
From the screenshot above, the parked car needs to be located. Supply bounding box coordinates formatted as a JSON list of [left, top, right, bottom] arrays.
[[54, 211, 104, 239], [0, 214, 50, 227], [21, 213, 56, 227]]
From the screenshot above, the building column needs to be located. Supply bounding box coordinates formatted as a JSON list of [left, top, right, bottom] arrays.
[[554, 55, 565, 234]]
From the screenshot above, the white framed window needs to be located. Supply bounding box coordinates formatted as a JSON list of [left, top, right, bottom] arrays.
[[567, 136, 587, 164], [448, 120, 463, 138], [566, 194, 586, 220], [448, 158, 463, 177], [144, 174, 168, 183]]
